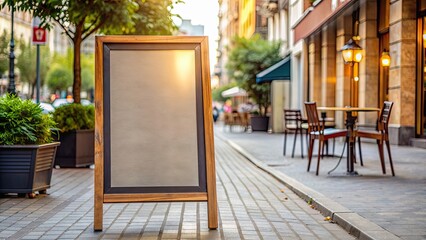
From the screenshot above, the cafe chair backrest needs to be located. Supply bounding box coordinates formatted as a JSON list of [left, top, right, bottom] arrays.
[[304, 102, 322, 133], [284, 109, 303, 130], [378, 101, 393, 133]]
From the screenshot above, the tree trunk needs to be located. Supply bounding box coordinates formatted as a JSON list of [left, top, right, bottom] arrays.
[[31, 79, 36, 99], [73, 34, 82, 104]]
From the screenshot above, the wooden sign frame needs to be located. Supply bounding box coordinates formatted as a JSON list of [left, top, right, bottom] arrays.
[[94, 36, 217, 231]]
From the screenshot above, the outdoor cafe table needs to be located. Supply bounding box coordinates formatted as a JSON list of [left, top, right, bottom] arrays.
[[317, 106, 380, 175]]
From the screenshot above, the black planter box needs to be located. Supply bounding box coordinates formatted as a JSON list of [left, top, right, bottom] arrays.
[[250, 116, 270, 131], [0, 142, 60, 194], [55, 129, 94, 168]]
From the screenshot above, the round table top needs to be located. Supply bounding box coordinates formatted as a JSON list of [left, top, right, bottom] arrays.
[[317, 106, 380, 112]]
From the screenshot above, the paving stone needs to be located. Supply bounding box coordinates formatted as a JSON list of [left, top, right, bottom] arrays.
[[217, 125, 426, 240], [0, 135, 355, 240]]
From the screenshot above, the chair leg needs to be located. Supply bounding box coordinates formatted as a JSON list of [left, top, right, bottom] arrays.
[[346, 137, 350, 172], [292, 129, 298, 158], [377, 140, 386, 174], [283, 131, 287, 156], [316, 140, 323, 175], [300, 130, 304, 159], [385, 140, 395, 176], [305, 129, 309, 154], [353, 141, 357, 164], [307, 138, 315, 172], [357, 137, 364, 166]]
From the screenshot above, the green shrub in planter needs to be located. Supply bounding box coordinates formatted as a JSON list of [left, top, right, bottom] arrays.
[[0, 94, 60, 197], [52, 103, 95, 168], [0, 94, 56, 145], [52, 103, 94, 132]]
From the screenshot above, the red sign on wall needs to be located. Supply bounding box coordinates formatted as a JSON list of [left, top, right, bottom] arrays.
[[32, 27, 47, 45]]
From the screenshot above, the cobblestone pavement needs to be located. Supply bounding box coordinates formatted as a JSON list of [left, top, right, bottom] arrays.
[[216, 124, 426, 240], [0, 136, 353, 239]]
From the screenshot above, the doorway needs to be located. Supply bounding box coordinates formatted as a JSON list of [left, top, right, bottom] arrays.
[[417, 14, 426, 137]]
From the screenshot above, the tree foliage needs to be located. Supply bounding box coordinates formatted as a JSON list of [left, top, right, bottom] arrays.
[[15, 38, 51, 98], [212, 81, 237, 103], [226, 34, 282, 116], [133, 0, 181, 35], [46, 66, 72, 93], [1, 0, 179, 103], [0, 30, 9, 77], [46, 51, 73, 93], [46, 49, 94, 94], [80, 53, 94, 92]]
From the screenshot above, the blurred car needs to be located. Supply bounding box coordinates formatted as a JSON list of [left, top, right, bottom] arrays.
[[81, 99, 92, 106], [52, 98, 92, 108], [52, 98, 74, 108], [40, 102, 55, 114], [32, 101, 55, 114]]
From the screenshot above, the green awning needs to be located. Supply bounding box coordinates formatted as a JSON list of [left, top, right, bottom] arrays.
[[256, 56, 291, 83]]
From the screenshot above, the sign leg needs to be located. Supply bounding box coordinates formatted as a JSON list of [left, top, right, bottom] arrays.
[[207, 195, 218, 229], [94, 188, 103, 231]]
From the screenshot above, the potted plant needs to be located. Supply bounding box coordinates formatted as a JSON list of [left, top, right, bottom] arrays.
[[0, 94, 60, 198], [52, 103, 94, 168], [249, 110, 270, 132], [226, 34, 282, 131]]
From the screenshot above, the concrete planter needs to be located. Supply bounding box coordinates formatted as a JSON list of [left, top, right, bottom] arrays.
[[0, 142, 60, 197], [250, 116, 270, 131], [55, 129, 94, 168]]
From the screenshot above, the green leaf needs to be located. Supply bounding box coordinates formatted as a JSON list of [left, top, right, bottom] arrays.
[[0, 94, 56, 145]]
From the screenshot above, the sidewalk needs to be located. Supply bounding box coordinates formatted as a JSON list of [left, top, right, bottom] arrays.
[[215, 123, 426, 240], [0, 136, 353, 239]]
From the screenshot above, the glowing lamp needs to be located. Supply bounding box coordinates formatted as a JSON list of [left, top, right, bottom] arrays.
[[381, 50, 391, 67], [341, 39, 363, 64]]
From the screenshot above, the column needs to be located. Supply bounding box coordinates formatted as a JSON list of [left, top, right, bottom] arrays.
[[388, 0, 416, 144], [308, 34, 322, 102], [321, 24, 337, 114], [359, 0, 379, 125], [335, 15, 352, 128]]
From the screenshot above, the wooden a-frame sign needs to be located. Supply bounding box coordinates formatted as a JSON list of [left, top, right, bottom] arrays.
[[94, 36, 218, 231]]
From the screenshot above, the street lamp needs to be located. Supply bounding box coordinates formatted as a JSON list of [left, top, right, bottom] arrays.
[[341, 38, 363, 65], [341, 38, 363, 106], [7, 6, 15, 94], [381, 50, 391, 67]]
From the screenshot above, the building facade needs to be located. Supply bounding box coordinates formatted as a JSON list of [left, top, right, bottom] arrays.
[[218, 0, 424, 145], [216, 0, 240, 85], [293, 0, 422, 145], [216, 0, 269, 86]]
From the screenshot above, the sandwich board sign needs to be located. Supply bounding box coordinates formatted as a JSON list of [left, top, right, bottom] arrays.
[[94, 36, 217, 231]]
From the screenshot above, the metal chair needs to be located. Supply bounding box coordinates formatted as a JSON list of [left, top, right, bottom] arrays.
[[304, 102, 347, 175], [356, 101, 395, 176], [283, 109, 305, 158]]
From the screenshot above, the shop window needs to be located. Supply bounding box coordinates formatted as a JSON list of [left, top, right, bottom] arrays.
[[420, 0, 426, 12], [378, 0, 389, 33]]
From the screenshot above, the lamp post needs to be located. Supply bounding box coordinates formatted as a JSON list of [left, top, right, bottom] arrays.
[[341, 38, 363, 107], [7, 6, 15, 94], [380, 49, 391, 101]]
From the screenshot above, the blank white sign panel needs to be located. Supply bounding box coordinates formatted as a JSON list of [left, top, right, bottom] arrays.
[[109, 50, 199, 187]]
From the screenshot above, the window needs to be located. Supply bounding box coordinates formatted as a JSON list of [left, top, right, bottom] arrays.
[[378, 0, 390, 33]]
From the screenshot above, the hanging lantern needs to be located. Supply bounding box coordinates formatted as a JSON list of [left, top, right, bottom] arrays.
[[341, 38, 363, 64], [381, 50, 391, 67]]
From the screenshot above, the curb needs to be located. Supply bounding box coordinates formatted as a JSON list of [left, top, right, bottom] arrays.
[[224, 138, 401, 240]]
